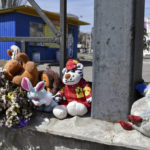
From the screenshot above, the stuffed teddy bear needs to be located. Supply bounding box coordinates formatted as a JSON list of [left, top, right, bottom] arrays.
[[21, 77, 58, 112], [53, 59, 92, 119], [7, 45, 20, 60], [4, 52, 38, 86], [41, 68, 62, 95], [119, 83, 150, 137]]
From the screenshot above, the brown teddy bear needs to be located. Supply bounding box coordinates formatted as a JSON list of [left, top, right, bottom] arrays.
[[41, 68, 62, 95], [4, 50, 38, 86]]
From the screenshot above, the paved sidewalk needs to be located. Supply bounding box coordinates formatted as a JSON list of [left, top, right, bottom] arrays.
[[1, 53, 150, 83], [37, 60, 93, 82]]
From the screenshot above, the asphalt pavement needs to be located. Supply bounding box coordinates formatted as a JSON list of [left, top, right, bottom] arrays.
[[37, 53, 150, 83], [0, 53, 149, 84], [37, 60, 93, 82], [37, 53, 93, 82]]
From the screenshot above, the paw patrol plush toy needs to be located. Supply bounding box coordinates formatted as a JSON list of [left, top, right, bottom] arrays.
[[53, 59, 92, 119]]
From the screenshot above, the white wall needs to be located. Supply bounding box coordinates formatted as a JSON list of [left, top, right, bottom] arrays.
[[145, 18, 150, 40]]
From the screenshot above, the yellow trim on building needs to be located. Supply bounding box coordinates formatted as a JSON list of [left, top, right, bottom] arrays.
[[0, 5, 89, 26]]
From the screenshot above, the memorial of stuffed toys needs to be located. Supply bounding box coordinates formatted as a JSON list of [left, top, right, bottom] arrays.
[[0, 47, 93, 128]]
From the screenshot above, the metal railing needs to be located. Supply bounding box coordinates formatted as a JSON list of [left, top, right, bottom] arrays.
[[0, 0, 67, 77]]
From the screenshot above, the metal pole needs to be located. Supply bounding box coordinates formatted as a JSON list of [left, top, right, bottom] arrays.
[[60, 0, 67, 78], [0, 37, 59, 43], [27, 0, 60, 38], [21, 41, 28, 53], [129, 0, 145, 104]]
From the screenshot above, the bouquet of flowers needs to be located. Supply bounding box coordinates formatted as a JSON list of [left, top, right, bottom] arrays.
[[0, 68, 33, 128]]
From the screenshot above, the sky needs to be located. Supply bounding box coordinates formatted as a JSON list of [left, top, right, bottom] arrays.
[[27, 0, 150, 33], [145, 0, 150, 18]]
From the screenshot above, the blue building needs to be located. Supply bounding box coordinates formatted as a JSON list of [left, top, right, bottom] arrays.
[[0, 5, 88, 61]]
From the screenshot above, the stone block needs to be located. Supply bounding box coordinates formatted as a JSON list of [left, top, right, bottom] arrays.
[[0, 114, 150, 150]]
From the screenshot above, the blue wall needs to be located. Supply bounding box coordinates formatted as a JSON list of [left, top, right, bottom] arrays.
[[0, 13, 16, 60], [0, 12, 79, 61], [28, 46, 57, 62], [14, 12, 54, 61]]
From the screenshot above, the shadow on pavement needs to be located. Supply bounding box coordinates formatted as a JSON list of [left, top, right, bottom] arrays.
[[79, 60, 92, 67]]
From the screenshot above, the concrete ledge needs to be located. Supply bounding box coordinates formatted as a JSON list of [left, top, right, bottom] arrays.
[[0, 113, 150, 150]]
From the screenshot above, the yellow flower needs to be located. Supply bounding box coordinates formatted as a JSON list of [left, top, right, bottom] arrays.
[[8, 93, 16, 99]]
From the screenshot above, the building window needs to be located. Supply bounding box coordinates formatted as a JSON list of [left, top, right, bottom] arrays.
[[44, 22, 60, 48], [30, 21, 68, 48], [30, 22, 44, 46]]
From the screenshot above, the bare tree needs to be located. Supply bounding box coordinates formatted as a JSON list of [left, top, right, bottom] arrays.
[[0, 0, 27, 9]]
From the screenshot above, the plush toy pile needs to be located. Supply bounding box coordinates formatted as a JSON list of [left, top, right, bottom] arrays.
[[0, 45, 38, 128], [0, 46, 93, 128]]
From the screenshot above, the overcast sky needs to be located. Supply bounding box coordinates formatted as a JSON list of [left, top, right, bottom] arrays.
[[27, 0, 150, 33]]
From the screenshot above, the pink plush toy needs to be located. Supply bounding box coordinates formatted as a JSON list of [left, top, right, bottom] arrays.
[[53, 59, 92, 119]]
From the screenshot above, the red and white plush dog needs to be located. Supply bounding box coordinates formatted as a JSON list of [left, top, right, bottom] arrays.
[[53, 59, 92, 119]]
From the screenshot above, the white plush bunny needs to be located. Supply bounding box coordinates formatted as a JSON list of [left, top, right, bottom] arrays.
[[21, 77, 58, 112]]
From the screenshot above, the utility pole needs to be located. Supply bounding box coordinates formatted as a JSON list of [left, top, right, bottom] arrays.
[[60, 0, 67, 78], [92, 0, 145, 121]]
